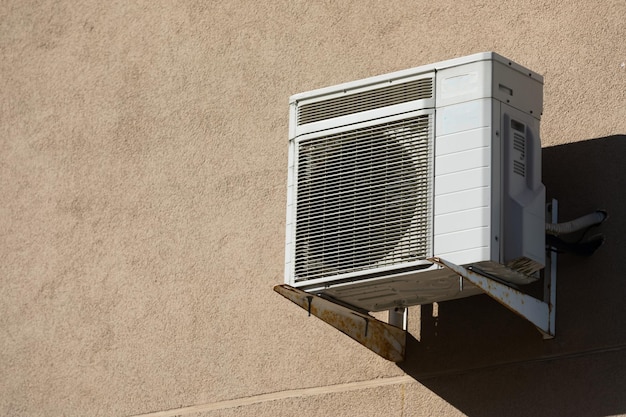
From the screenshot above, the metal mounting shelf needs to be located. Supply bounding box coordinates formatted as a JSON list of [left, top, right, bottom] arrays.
[[275, 201, 558, 361]]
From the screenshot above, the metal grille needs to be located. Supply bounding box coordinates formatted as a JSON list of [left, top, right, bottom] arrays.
[[297, 78, 433, 125], [294, 115, 433, 281], [513, 130, 526, 177], [513, 133, 525, 156]]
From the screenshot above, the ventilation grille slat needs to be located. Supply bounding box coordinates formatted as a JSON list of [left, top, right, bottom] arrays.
[[294, 115, 433, 281], [513, 160, 525, 177], [513, 130, 526, 177], [297, 78, 433, 125]]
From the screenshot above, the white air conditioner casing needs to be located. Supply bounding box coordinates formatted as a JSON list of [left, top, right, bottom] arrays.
[[285, 52, 545, 312]]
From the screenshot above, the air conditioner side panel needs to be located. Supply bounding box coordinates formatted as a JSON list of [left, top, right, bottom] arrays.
[[434, 98, 494, 265]]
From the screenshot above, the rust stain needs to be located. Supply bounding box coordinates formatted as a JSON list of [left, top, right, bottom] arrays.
[[274, 284, 405, 362]]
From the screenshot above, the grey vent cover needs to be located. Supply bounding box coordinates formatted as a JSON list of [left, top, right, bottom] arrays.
[[294, 114, 433, 281], [297, 78, 433, 126], [512, 121, 526, 177]]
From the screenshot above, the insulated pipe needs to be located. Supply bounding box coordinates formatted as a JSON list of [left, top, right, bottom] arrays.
[[546, 210, 607, 236]]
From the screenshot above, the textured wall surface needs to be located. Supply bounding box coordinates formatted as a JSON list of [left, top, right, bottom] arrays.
[[1, 1, 625, 416]]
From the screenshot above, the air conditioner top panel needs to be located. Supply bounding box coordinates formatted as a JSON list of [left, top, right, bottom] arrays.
[[289, 52, 543, 105]]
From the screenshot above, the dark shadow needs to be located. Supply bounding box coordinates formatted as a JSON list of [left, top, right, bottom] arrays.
[[398, 135, 626, 416]]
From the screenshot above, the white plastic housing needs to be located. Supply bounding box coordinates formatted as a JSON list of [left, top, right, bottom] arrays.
[[285, 52, 545, 312]]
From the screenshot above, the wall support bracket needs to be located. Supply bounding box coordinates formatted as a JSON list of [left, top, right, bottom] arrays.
[[428, 254, 556, 338], [274, 284, 406, 362]]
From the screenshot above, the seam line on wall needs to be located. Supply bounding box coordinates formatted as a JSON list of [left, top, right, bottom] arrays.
[[130, 375, 413, 417]]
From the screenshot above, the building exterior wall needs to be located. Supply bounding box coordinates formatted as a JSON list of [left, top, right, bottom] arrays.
[[1, 1, 625, 416]]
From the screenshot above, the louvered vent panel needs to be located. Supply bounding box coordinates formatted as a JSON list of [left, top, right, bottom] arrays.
[[297, 78, 433, 125], [513, 131, 526, 177], [294, 115, 433, 281]]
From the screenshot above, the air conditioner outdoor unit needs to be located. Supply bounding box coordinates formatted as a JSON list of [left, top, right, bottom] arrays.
[[284, 52, 546, 313]]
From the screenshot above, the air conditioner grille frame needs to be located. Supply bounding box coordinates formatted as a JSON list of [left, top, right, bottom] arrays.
[[293, 114, 434, 282]]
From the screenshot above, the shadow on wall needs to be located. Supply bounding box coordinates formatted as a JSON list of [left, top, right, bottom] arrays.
[[398, 135, 626, 417]]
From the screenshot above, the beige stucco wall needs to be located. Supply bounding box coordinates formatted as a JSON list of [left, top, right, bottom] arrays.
[[2, 1, 625, 416]]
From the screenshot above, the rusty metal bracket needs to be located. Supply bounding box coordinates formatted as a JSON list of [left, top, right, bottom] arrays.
[[429, 256, 556, 338], [274, 284, 406, 362]]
